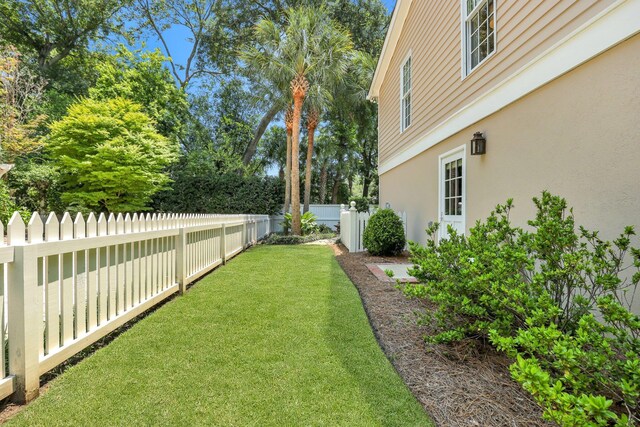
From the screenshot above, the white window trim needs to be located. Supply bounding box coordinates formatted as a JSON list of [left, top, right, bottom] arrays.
[[460, 0, 498, 79], [399, 51, 412, 133]]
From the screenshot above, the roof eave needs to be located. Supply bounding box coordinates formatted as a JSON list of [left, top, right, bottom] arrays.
[[368, 0, 414, 101]]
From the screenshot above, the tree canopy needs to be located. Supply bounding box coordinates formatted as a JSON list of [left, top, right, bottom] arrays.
[[0, 0, 390, 219], [47, 97, 177, 212]]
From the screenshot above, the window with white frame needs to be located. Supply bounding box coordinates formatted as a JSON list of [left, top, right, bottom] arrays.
[[401, 55, 412, 132], [465, 0, 495, 74]]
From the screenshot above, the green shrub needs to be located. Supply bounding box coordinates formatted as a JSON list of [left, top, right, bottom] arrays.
[[0, 180, 30, 224], [317, 223, 334, 234], [153, 150, 284, 215], [405, 191, 640, 426], [352, 197, 370, 213], [362, 209, 405, 256], [282, 211, 319, 236]]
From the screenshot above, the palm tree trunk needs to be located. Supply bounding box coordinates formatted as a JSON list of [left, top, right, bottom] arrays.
[[319, 161, 328, 204], [290, 76, 308, 235], [303, 111, 319, 213], [284, 129, 292, 214]]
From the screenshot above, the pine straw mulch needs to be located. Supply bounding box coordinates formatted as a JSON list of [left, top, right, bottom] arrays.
[[332, 243, 555, 427]]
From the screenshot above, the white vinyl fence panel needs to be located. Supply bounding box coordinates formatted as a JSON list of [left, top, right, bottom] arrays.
[[340, 202, 407, 253], [0, 211, 270, 403], [271, 204, 344, 232]]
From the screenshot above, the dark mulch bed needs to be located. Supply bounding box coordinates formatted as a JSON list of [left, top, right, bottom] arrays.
[[333, 243, 554, 427]]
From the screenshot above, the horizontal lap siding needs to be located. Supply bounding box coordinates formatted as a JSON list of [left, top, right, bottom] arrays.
[[378, 0, 615, 166]]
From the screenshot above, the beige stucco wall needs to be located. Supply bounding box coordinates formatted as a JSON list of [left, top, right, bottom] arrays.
[[380, 34, 640, 248], [378, 0, 615, 165]]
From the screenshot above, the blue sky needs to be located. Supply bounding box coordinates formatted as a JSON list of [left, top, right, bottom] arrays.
[[140, 0, 396, 86], [382, 0, 396, 10]]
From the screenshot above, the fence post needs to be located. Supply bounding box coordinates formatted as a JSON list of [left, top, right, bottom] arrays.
[[349, 201, 357, 252], [7, 213, 41, 403], [253, 220, 258, 244], [242, 220, 247, 248], [176, 228, 187, 294], [220, 224, 227, 265]]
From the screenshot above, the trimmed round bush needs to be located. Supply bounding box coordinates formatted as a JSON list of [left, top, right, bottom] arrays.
[[363, 209, 406, 256]]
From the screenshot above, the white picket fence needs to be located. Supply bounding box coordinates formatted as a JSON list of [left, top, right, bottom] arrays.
[[0, 211, 270, 403], [339, 202, 407, 252]]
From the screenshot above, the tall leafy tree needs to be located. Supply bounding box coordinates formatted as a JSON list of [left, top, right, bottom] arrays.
[[0, 0, 129, 72], [0, 44, 47, 161], [47, 97, 177, 212], [134, 0, 227, 89], [89, 47, 189, 142], [241, 6, 352, 234]]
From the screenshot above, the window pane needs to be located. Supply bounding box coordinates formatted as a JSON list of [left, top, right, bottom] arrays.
[[471, 15, 479, 33], [471, 31, 479, 51], [456, 196, 463, 215], [480, 2, 488, 23], [480, 39, 488, 60]]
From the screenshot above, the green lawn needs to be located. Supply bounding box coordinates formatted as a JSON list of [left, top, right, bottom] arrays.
[[9, 245, 431, 426]]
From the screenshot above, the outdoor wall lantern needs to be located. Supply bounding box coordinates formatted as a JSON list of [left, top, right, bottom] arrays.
[[470, 131, 486, 155]]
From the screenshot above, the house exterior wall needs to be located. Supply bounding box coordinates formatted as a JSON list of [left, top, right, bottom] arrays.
[[377, 0, 616, 165], [379, 34, 640, 246]]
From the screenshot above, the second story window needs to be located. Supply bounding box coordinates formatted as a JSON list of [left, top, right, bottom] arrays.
[[465, 0, 495, 74], [401, 55, 412, 132]]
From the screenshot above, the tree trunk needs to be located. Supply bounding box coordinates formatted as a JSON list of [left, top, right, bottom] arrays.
[[284, 128, 292, 214], [303, 110, 319, 213], [242, 103, 280, 165], [319, 162, 328, 204], [331, 172, 341, 204], [290, 75, 308, 235], [362, 175, 370, 198]]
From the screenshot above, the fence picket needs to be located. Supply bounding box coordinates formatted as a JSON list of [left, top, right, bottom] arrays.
[[86, 214, 98, 331], [43, 213, 60, 354], [59, 213, 74, 346], [73, 213, 87, 337], [97, 214, 108, 325]]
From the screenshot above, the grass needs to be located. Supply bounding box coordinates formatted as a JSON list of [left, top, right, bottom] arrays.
[[9, 245, 432, 426]]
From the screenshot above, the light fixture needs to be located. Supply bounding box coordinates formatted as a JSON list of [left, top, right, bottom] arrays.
[[470, 132, 486, 155]]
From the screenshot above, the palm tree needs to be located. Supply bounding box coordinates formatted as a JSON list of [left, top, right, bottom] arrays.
[[241, 6, 353, 234], [284, 107, 294, 214]]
